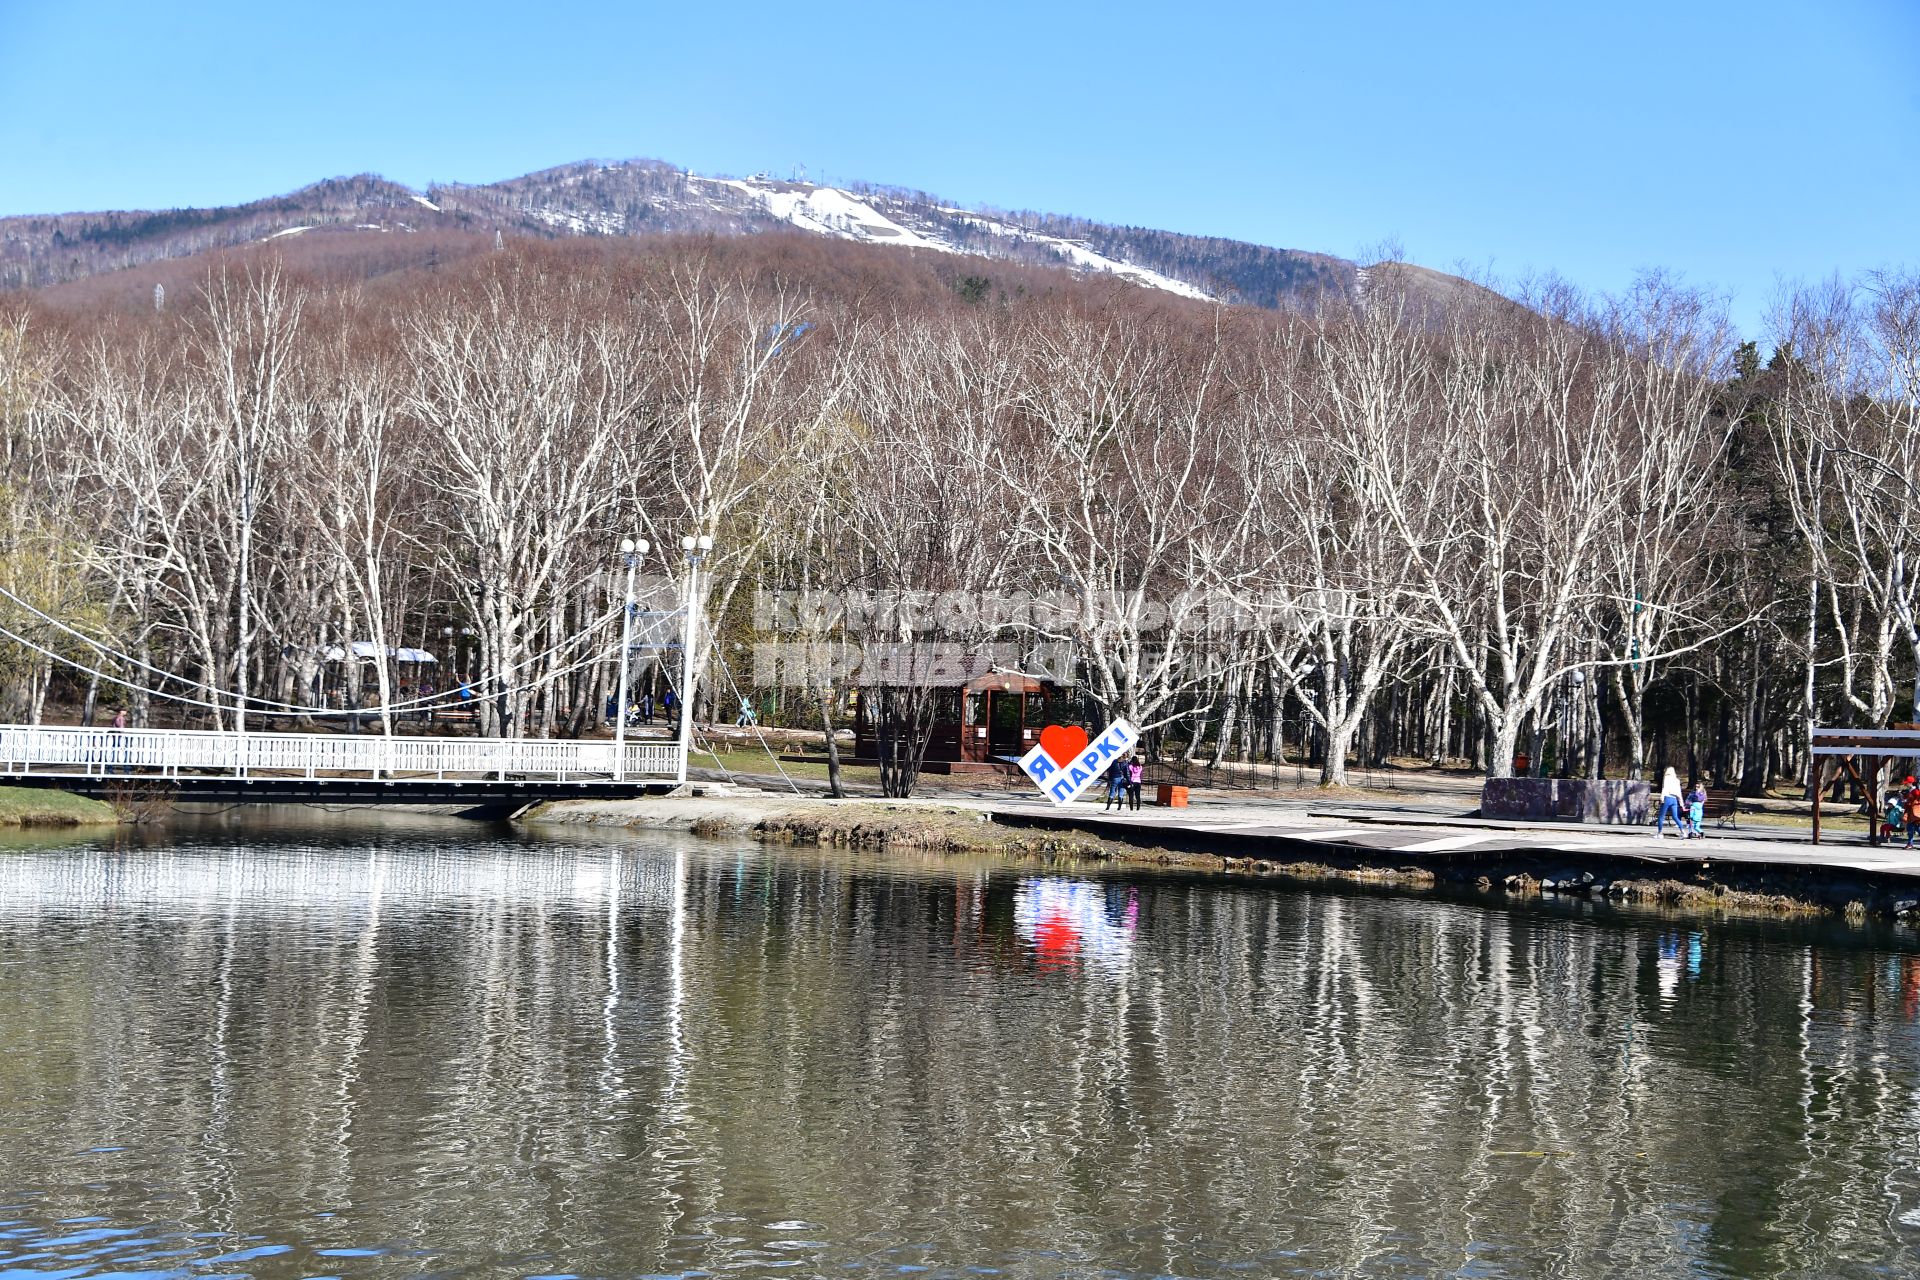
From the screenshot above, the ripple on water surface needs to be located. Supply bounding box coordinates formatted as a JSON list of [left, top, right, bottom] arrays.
[[1, 810, 1919, 1277]]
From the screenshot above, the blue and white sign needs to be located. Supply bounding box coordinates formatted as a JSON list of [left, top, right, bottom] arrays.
[[1018, 719, 1140, 806]]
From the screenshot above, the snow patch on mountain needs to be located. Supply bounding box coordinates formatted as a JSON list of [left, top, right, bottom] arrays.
[[1044, 238, 1211, 300], [681, 174, 1211, 301], [411, 194, 441, 212], [932, 206, 1212, 301], [528, 205, 625, 235], [701, 177, 956, 254]]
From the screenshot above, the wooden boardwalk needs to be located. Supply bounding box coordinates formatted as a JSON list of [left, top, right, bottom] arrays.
[[984, 793, 1920, 885]]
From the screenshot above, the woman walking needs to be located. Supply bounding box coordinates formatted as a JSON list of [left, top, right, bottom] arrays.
[[1654, 768, 1685, 838]]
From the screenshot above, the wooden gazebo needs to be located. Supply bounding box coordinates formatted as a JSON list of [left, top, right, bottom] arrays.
[[1809, 725, 1920, 845], [850, 649, 1059, 773]]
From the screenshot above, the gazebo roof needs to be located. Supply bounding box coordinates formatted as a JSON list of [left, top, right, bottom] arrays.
[[850, 646, 1048, 692], [321, 641, 438, 664]]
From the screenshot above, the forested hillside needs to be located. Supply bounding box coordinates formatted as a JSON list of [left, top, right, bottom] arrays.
[[2, 229, 1915, 796]]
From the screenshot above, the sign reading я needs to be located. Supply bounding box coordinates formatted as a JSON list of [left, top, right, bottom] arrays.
[[1018, 718, 1139, 806]]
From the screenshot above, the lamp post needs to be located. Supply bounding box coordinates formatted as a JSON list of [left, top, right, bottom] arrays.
[[439, 625, 454, 725], [613, 537, 651, 781], [439, 625, 474, 676], [1568, 668, 1587, 779], [675, 533, 713, 785]]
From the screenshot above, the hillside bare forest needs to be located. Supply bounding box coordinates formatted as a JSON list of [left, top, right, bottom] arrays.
[[2, 232, 1916, 796]]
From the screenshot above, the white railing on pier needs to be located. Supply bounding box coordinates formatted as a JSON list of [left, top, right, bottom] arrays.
[[0, 724, 682, 784]]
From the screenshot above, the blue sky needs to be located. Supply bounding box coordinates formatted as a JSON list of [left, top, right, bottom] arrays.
[[2, 0, 1915, 336]]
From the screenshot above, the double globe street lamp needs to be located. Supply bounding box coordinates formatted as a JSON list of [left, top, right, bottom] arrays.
[[613, 536, 650, 781], [675, 534, 712, 785], [612, 532, 711, 786]]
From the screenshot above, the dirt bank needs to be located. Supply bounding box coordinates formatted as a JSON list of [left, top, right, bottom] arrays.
[[527, 792, 1915, 924], [525, 791, 1222, 868]]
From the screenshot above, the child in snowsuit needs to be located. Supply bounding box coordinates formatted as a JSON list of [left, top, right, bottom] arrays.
[[1685, 783, 1707, 839]]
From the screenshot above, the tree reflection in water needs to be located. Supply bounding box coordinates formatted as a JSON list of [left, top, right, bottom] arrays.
[[0, 812, 1918, 1278]]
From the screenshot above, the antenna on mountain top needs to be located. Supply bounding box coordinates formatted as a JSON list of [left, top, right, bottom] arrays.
[[794, 162, 807, 184]]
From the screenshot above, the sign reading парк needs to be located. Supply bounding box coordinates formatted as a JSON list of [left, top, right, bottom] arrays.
[[1018, 719, 1139, 806]]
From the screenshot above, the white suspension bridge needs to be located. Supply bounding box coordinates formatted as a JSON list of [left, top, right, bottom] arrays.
[[0, 723, 686, 783], [0, 724, 689, 810], [0, 533, 722, 811]]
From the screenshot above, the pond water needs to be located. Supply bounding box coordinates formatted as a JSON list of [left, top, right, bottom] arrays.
[[3, 809, 1920, 1278]]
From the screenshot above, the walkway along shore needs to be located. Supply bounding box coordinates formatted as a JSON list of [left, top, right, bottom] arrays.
[[525, 787, 1920, 925]]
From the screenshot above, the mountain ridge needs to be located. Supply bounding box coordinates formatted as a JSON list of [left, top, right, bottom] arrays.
[[0, 156, 1445, 312]]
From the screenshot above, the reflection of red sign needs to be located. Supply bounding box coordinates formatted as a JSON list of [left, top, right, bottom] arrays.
[[1014, 879, 1138, 977], [1030, 907, 1082, 969]]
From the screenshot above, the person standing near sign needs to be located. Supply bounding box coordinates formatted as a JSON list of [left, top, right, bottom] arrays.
[[1103, 757, 1128, 811], [1125, 757, 1144, 810]]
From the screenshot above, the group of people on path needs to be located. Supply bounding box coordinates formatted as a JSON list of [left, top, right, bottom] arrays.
[[1883, 776, 1920, 848], [604, 689, 669, 728], [1654, 768, 1709, 839], [1661, 766, 1920, 847], [1104, 755, 1145, 811]]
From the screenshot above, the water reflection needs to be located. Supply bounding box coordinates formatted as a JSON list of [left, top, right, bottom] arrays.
[[1014, 878, 1139, 975], [0, 814, 1919, 1277]]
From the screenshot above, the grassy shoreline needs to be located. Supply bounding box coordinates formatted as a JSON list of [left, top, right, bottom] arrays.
[[0, 785, 121, 827]]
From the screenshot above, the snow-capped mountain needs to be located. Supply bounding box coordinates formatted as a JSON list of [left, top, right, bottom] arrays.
[[1, 157, 1360, 308], [432, 159, 1357, 308]]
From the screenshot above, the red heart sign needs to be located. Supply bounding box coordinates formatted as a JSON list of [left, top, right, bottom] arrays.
[[1038, 724, 1089, 768]]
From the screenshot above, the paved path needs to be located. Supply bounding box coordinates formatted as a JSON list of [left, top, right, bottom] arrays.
[[981, 793, 1920, 881], [688, 760, 1920, 883]]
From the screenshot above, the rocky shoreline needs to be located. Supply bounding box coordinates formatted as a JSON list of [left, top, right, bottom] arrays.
[[524, 792, 1920, 925], [526, 793, 1186, 865]]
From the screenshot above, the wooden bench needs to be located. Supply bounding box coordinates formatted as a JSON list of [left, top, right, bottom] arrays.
[[1703, 787, 1739, 829]]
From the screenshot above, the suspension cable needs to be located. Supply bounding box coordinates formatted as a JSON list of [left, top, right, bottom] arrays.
[[0, 582, 660, 717], [0, 610, 643, 724], [710, 647, 804, 795]]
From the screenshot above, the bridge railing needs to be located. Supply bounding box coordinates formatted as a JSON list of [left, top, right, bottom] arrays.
[[0, 724, 682, 783]]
